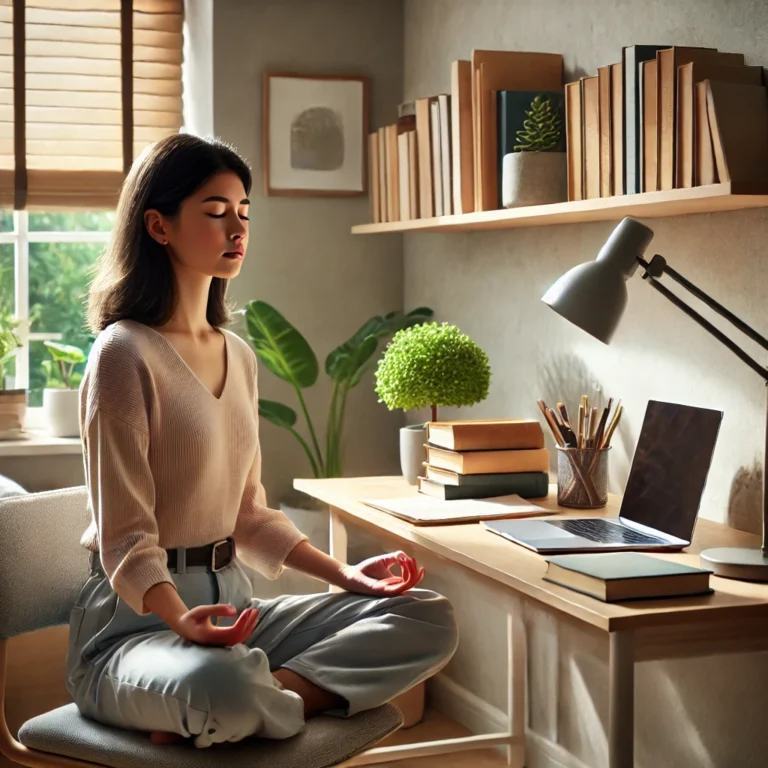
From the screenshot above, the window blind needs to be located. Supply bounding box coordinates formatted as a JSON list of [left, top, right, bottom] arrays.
[[0, 0, 183, 210]]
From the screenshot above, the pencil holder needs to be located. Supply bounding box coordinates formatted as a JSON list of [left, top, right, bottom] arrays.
[[556, 446, 610, 509]]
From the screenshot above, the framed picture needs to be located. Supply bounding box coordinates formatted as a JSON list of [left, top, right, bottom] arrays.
[[262, 72, 369, 197]]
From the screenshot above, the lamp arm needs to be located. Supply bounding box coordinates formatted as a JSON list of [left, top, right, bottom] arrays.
[[641, 255, 768, 352], [639, 268, 768, 382]]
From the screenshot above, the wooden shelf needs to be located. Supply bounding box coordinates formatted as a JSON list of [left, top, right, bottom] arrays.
[[352, 182, 768, 234]]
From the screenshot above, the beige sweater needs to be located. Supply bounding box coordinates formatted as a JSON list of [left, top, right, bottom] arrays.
[[79, 319, 308, 615]]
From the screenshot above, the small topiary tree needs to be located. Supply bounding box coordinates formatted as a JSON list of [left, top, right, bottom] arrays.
[[514, 94, 562, 152], [374, 322, 491, 422]]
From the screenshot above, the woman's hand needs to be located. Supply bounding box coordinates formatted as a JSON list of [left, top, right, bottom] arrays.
[[172, 604, 259, 647], [336, 551, 425, 596]]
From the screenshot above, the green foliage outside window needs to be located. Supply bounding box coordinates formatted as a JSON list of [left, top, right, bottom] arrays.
[[0, 210, 114, 406]]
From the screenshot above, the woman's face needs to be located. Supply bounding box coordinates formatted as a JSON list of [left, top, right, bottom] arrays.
[[146, 171, 250, 279]]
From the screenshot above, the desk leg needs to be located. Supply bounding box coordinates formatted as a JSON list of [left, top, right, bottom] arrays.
[[329, 506, 348, 594], [608, 631, 635, 768], [506, 611, 526, 767]]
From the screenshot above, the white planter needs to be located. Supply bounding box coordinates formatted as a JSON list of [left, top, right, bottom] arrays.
[[400, 423, 428, 486], [502, 151, 567, 208], [43, 388, 80, 437]]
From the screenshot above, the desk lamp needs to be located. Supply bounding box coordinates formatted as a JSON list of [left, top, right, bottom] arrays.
[[541, 216, 768, 581]]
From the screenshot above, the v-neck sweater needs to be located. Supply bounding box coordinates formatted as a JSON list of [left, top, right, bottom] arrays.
[[78, 319, 308, 615]]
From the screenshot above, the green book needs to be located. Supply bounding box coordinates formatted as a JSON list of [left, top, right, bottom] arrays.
[[543, 552, 713, 602], [419, 473, 549, 500]]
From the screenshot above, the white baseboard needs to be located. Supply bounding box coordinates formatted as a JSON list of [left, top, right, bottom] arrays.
[[428, 673, 592, 768]]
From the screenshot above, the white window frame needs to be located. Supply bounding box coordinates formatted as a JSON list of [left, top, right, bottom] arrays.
[[1, 211, 110, 428]]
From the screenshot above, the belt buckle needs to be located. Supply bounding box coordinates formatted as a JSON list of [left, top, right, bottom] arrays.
[[211, 539, 230, 572]]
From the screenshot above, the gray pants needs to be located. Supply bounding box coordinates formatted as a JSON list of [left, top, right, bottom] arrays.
[[65, 555, 459, 748]]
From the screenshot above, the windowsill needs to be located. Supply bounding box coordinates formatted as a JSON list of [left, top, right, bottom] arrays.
[[0, 430, 83, 457]]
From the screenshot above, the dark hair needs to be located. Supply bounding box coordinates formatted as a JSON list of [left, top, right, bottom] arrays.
[[87, 134, 252, 333]]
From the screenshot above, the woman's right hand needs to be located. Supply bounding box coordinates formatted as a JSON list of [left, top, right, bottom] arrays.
[[172, 604, 259, 646]]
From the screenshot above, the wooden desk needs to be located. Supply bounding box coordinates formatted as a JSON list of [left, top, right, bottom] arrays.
[[295, 476, 768, 768]]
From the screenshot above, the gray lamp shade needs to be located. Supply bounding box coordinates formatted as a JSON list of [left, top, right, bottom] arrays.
[[541, 217, 655, 343]]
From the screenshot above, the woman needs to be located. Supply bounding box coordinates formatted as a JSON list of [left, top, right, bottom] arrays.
[[65, 134, 459, 749]]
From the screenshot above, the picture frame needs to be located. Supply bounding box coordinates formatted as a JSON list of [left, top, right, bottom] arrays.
[[262, 72, 370, 197]]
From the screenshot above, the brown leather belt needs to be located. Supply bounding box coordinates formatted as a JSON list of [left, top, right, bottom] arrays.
[[167, 537, 236, 573], [90, 537, 236, 574]]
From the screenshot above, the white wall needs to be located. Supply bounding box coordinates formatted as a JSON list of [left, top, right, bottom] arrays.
[[213, 0, 407, 508], [401, 1, 768, 765]]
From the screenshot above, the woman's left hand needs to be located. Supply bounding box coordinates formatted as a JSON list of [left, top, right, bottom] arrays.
[[336, 551, 425, 596]]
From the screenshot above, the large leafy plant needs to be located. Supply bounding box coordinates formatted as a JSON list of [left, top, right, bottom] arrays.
[[243, 301, 434, 478]]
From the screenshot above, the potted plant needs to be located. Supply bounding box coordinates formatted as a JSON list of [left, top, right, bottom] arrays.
[[501, 91, 566, 208], [373, 321, 492, 484], [0, 310, 25, 439], [240, 300, 433, 592], [42, 341, 85, 437]]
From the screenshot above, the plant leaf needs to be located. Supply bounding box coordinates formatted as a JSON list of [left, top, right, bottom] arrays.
[[245, 301, 318, 388], [258, 399, 298, 428], [43, 340, 86, 364]]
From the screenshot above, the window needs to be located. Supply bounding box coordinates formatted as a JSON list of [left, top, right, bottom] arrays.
[[0, 210, 114, 411]]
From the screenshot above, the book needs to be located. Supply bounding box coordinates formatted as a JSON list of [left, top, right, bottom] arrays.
[[656, 47, 743, 191], [368, 133, 380, 223], [598, 65, 613, 197], [397, 131, 411, 220], [622, 44, 669, 194], [362, 493, 552, 525], [706, 80, 768, 185], [427, 418, 545, 451], [451, 59, 474, 214], [610, 62, 624, 195], [543, 552, 713, 602], [640, 59, 658, 192], [438, 93, 453, 216], [497, 89, 566, 207], [430, 98, 443, 216], [418, 473, 549, 500], [425, 445, 549, 475], [415, 97, 434, 218], [694, 80, 716, 185], [676, 63, 762, 188], [581, 75, 600, 199], [425, 465, 549, 487], [565, 81, 583, 201]]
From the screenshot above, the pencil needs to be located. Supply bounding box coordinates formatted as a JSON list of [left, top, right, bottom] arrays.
[[537, 399, 565, 447], [600, 404, 623, 449]]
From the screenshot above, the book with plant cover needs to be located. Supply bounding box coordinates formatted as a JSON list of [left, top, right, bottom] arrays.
[[497, 90, 565, 207]]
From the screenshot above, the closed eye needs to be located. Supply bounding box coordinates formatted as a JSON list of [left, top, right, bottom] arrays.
[[206, 213, 249, 220]]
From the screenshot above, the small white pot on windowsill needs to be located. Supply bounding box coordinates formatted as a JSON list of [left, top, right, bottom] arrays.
[[43, 387, 80, 438]]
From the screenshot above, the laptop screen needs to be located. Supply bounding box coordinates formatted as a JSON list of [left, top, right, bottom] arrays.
[[619, 400, 723, 541]]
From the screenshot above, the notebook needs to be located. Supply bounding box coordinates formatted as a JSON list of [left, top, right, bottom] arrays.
[[543, 552, 713, 602], [361, 494, 553, 525]]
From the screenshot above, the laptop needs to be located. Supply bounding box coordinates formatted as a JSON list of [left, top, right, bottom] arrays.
[[482, 400, 723, 553]]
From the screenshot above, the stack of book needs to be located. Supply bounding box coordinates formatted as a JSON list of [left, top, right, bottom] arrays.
[[367, 49, 565, 223], [566, 44, 767, 201], [418, 418, 550, 501]]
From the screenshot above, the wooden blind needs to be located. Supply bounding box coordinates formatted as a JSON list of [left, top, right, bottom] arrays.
[[0, 0, 183, 210]]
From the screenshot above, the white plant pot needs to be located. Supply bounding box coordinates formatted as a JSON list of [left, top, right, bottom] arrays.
[[502, 151, 567, 208], [400, 423, 428, 486], [43, 388, 80, 438]]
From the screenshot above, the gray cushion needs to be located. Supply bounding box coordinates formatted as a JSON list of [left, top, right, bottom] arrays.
[[0, 486, 90, 638], [18, 702, 403, 768]]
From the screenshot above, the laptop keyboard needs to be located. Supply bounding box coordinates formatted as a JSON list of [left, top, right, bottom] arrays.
[[551, 518, 669, 545]]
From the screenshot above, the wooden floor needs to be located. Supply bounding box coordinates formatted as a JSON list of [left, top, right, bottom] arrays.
[[375, 710, 508, 767]]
